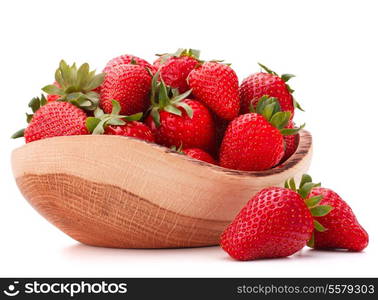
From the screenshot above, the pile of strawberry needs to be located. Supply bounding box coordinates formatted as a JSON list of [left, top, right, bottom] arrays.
[[12, 49, 303, 170], [12, 49, 369, 260], [221, 174, 369, 260]]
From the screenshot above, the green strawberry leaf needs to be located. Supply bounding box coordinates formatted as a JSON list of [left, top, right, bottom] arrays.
[[281, 73, 295, 82], [270, 111, 291, 129], [176, 102, 194, 118], [77, 63, 90, 87], [262, 102, 276, 121], [314, 220, 327, 232], [59, 60, 71, 84], [258, 63, 278, 76], [280, 123, 305, 136], [284, 180, 289, 189], [293, 98, 305, 112], [305, 195, 323, 208], [85, 91, 100, 102], [171, 88, 180, 98], [171, 89, 192, 104], [26, 113, 33, 123], [75, 99, 92, 107], [83, 73, 105, 91], [298, 182, 317, 199], [164, 105, 182, 116], [92, 119, 107, 135], [66, 92, 85, 102], [11, 128, 25, 139], [288, 178, 296, 191], [307, 232, 315, 248], [28, 95, 46, 113], [124, 112, 143, 122], [300, 174, 313, 188], [151, 107, 161, 127], [310, 205, 333, 217], [111, 99, 122, 115], [107, 118, 126, 126], [55, 69, 64, 88], [94, 107, 105, 118], [86, 117, 101, 133], [256, 95, 275, 115], [188, 49, 200, 59], [173, 48, 185, 57], [159, 80, 170, 107], [150, 71, 160, 105], [42, 84, 64, 96]]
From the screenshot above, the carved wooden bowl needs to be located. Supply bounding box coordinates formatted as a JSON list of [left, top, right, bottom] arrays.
[[11, 130, 312, 248]]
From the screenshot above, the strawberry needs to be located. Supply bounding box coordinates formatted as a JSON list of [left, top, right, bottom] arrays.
[[145, 72, 215, 151], [221, 174, 335, 261], [280, 120, 300, 163], [219, 96, 303, 171], [86, 100, 154, 143], [42, 60, 104, 112], [100, 63, 152, 115], [220, 186, 313, 260], [188, 61, 240, 120], [308, 187, 369, 251], [154, 48, 200, 93], [17, 100, 88, 143], [239, 63, 302, 117], [285, 174, 368, 252], [103, 54, 154, 73], [182, 148, 216, 164], [104, 122, 154, 142]]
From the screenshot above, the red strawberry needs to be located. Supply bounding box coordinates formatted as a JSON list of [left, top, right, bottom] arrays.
[[154, 48, 200, 93], [182, 148, 216, 164], [220, 186, 313, 261], [280, 120, 300, 163], [145, 73, 215, 151], [42, 60, 104, 112], [86, 100, 154, 142], [22, 100, 88, 143], [100, 63, 152, 115], [188, 61, 240, 120], [103, 54, 154, 73], [219, 96, 302, 171], [239, 63, 302, 117], [308, 187, 369, 251], [105, 122, 154, 142]]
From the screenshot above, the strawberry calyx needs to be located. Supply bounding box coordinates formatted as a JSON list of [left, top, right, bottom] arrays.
[[156, 48, 201, 64], [86, 100, 142, 135], [285, 174, 333, 248], [11, 94, 48, 139], [258, 62, 304, 112], [149, 71, 193, 127], [42, 60, 104, 112], [251, 96, 305, 135]]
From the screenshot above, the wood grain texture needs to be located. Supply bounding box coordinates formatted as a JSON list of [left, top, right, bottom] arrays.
[[11, 130, 312, 248]]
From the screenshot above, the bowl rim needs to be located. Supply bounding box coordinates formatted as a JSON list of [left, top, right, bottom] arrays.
[[13, 130, 312, 178]]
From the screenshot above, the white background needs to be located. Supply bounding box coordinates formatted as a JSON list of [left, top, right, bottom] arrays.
[[0, 0, 377, 277]]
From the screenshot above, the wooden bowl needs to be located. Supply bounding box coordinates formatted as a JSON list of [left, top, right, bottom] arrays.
[[11, 130, 312, 248]]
